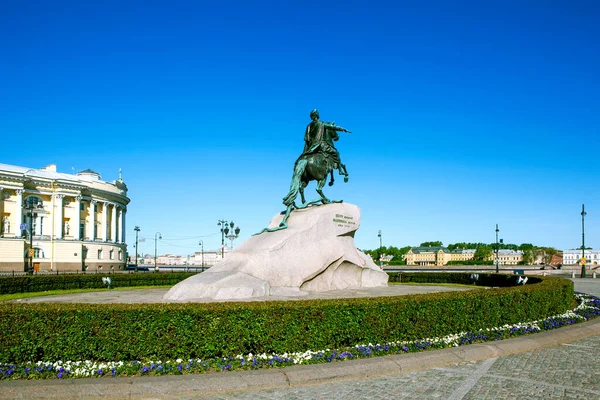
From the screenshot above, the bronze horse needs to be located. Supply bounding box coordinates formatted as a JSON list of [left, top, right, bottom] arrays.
[[256, 127, 349, 234], [283, 152, 348, 207], [283, 123, 349, 208]]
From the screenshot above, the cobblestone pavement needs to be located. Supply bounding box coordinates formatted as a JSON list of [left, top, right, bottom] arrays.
[[199, 335, 600, 400]]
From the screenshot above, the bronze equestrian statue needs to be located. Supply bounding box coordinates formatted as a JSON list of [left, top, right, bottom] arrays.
[[283, 109, 350, 207], [257, 109, 351, 234]]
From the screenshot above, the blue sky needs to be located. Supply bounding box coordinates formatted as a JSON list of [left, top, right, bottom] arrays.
[[1, 1, 598, 256]]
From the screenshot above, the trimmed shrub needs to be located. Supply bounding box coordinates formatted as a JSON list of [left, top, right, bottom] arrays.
[[0, 274, 574, 363], [0, 272, 195, 295]]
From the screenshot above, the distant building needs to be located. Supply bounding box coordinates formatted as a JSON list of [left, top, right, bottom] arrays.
[[403, 246, 460, 266], [0, 163, 129, 272], [189, 247, 231, 267], [141, 247, 233, 268], [563, 249, 600, 266], [550, 251, 563, 266], [496, 249, 524, 266], [403, 246, 523, 266]]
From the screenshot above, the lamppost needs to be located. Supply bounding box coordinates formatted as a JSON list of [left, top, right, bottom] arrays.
[[218, 220, 240, 257], [154, 232, 162, 272], [198, 240, 204, 270], [24, 198, 43, 274], [377, 230, 383, 268], [495, 224, 500, 273], [134, 226, 140, 272], [226, 222, 241, 249], [581, 204, 586, 278]]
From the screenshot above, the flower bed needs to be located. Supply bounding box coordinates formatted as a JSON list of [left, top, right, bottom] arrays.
[[0, 274, 575, 375], [1, 293, 597, 380]]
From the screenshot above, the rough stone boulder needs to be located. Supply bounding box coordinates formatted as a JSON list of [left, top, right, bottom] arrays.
[[163, 203, 388, 301]]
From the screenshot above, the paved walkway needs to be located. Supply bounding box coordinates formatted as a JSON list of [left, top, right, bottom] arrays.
[[1, 278, 599, 399], [7, 284, 473, 304]]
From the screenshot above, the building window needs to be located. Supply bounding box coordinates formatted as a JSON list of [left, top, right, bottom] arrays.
[[25, 196, 43, 208], [98, 249, 103, 259], [118, 250, 123, 261], [80, 202, 85, 211], [80, 223, 85, 239], [94, 203, 98, 213], [93, 224, 98, 240], [110, 249, 114, 260], [33, 248, 44, 258]]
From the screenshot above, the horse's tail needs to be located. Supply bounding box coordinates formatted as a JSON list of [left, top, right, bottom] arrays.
[[283, 158, 308, 206]]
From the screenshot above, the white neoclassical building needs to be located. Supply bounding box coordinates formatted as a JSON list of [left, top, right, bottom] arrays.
[[0, 163, 130, 272], [563, 249, 600, 266]]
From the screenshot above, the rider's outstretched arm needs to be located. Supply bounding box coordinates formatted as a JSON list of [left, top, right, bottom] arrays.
[[324, 122, 350, 133]]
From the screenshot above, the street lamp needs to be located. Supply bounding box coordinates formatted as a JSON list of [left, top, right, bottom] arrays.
[[495, 224, 499, 273], [218, 220, 240, 257], [226, 222, 241, 249], [377, 230, 382, 268], [198, 240, 204, 270], [134, 226, 140, 272], [154, 232, 162, 272], [24, 197, 43, 274], [581, 204, 587, 278]]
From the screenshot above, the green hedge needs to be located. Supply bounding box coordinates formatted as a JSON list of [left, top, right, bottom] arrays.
[[0, 273, 196, 294], [0, 274, 574, 363], [388, 272, 537, 287]]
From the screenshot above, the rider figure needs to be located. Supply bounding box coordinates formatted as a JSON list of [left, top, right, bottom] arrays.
[[302, 109, 349, 175]]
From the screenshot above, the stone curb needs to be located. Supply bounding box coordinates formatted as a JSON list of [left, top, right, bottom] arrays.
[[1, 317, 599, 399]]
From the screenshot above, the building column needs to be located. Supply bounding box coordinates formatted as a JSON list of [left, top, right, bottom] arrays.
[[15, 190, 24, 237], [103, 202, 109, 241], [55, 194, 64, 239], [116, 207, 121, 242], [111, 205, 117, 243], [74, 196, 81, 240], [0, 188, 4, 236], [89, 200, 96, 240], [121, 208, 126, 244]]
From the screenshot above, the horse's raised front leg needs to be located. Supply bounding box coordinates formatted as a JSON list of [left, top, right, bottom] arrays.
[[340, 163, 349, 183]]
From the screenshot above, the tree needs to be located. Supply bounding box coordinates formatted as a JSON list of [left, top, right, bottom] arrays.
[[521, 249, 535, 265], [518, 243, 535, 251], [474, 244, 493, 261], [419, 241, 443, 247]]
